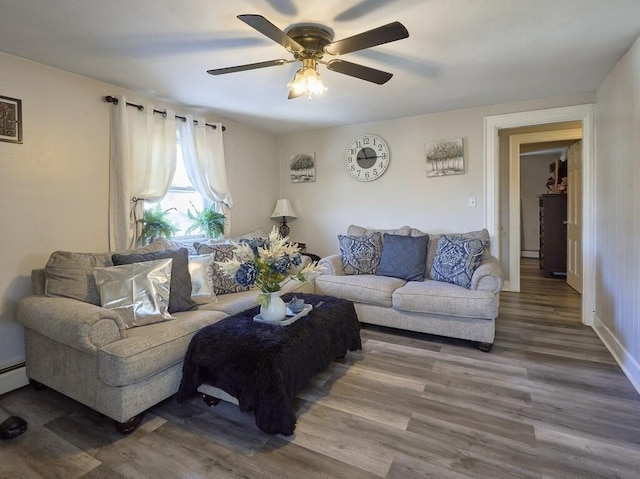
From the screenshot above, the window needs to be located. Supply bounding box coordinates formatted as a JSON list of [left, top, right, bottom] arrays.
[[145, 139, 208, 239]]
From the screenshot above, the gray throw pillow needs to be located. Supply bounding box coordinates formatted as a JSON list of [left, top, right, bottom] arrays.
[[430, 235, 487, 289], [112, 248, 197, 313], [338, 232, 383, 275], [376, 233, 429, 281], [44, 239, 177, 305], [195, 243, 250, 295]]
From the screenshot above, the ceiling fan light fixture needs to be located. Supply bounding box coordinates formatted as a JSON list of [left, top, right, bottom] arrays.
[[287, 58, 327, 99]]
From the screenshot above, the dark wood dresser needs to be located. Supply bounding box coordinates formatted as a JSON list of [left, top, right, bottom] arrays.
[[539, 194, 567, 278]]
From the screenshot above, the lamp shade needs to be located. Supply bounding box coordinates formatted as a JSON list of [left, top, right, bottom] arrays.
[[271, 199, 297, 219]]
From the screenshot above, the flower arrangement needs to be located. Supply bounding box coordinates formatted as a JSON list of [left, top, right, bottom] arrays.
[[217, 226, 322, 306]]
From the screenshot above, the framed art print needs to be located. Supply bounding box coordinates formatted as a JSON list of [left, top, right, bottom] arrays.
[[290, 152, 316, 182], [0, 95, 22, 144], [426, 137, 464, 177]]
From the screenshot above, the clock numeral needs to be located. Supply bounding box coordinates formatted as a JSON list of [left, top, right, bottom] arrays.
[[363, 137, 370, 145], [373, 169, 378, 176], [356, 169, 361, 176], [381, 153, 387, 159], [346, 156, 353, 163], [355, 141, 362, 148], [350, 165, 355, 171], [365, 171, 370, 179], [349, 148, 356, 155]]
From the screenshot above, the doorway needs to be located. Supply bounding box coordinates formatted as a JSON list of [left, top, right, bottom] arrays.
[[507, 128, 582, 293], [484, 104, 595, 326]]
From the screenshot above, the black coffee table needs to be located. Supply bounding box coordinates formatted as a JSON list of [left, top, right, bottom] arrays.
[[177, 293, 361, 435]]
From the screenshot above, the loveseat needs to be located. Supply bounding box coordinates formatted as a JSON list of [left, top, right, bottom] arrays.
[[314, 225, 503, 351], [16, 237, 312, 433]]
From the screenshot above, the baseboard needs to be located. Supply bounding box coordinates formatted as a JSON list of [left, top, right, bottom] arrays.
[[0, 364, 28, 396], [592, 314, 640, 396], [521, 251, 539, 258]]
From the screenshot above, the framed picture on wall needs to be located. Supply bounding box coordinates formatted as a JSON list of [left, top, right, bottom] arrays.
[[426, 137, 464, 177], [0, 95, 23, 144], [290, 152, 316, 182]]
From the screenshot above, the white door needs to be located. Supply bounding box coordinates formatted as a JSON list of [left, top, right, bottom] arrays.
[[567, 141, 583, 293]]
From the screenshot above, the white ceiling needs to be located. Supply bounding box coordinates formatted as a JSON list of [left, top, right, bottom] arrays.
[[1, 0, 639, 134]]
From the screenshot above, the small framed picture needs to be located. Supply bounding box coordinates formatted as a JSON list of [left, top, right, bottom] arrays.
[[290, 152, 316, 182], [426, 137, 464, 177], [0, 95, 22, 144]]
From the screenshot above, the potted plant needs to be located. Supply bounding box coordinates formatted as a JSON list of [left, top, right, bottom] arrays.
[[137, 206, 178, 245], [186, 205, 226, 238]]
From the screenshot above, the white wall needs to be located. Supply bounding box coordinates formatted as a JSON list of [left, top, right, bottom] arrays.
[[278, 93, 594, 258], [0, 52, 279, 375], [593, 36, 640, 391]]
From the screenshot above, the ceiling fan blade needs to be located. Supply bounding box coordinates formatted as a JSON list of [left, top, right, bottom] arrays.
[[324, 21, 409, 56], [237, 14, 305, 53], [326, 59, 393, 84], [207, 59, 289, 75]]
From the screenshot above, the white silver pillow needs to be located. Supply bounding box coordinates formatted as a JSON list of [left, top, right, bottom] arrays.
[[93, 258, 174, 328], [188, 254, 216, 304]]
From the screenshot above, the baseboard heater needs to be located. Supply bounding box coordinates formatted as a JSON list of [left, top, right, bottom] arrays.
[[0, 363, 28, 396]]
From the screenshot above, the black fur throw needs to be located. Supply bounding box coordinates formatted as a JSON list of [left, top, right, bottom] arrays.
[[177, 293, 362, 435]]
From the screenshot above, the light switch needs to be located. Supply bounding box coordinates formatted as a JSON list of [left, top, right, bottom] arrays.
[[468, 196, 477, 208]]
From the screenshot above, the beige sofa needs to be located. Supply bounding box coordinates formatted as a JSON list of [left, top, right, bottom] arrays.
[[16, 239, 312, 433], [315, 225, 503, 351]]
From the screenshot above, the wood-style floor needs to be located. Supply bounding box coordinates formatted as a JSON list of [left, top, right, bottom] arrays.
[[2, 259, 639, 478]]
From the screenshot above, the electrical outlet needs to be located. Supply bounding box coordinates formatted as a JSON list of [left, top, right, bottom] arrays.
[[468, 196, 477, 208]]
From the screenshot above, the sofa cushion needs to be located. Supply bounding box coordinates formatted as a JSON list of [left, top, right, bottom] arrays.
[[195, 243, 251, 295], [392, 280, 498, 319], [377, 233, 429, 281], [315, 273, 406, 307], [98, 309, 227, 387], [338, 232, 383, 275], [188, 254, 216, 304], [348, 224, 411, 238], [112, 248, 198, 313], [93, 258, 174, 329], [44, 239, 177, 305], [430, 235, 487, 289]]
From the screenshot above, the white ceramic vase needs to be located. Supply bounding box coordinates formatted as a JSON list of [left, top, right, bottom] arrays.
[[260, 291, 287, 322]]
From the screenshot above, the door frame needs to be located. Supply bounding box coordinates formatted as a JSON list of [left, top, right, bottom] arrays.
[[484, 104, 595, 326], [508, 129, 583, 292]]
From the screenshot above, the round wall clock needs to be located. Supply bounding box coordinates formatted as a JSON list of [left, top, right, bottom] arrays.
[[344, 134, 390, 182]]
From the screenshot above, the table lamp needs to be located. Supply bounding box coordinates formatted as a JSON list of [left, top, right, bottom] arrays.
[[271, 199, 297, 237]]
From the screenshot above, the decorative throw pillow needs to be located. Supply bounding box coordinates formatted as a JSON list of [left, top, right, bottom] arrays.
[[111, 248, 197, 313], [44, 239, 177, 305], [376, 233, 429, 281], [195, 243, 251, 295], [338, 232, 383, 275], [188, 254, 216, 304], [93, 258, 174, 329], [430, 235, 488, 289]]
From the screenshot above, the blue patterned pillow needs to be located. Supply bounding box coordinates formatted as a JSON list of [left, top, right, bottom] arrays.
[[195, 243, 250, 295], [338, 232, 383, 275], [377, 234, 429, 281], [430, 235, 487, 289]]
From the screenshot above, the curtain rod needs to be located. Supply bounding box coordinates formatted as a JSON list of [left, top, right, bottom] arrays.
[[103, 95, 226, 131]]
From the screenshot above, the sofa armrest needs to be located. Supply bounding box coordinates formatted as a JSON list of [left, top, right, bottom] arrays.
[[470, 256, 504, 294], [318, 254, 344, 276], [17, 296, 126, 354]]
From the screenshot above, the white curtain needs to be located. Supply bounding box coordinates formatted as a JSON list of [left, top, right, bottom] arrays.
[[179, 115, 233, 233], [109, 95, 177, 250]]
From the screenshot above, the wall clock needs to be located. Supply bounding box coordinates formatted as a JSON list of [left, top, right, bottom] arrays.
[[344, 134, 390, 182]]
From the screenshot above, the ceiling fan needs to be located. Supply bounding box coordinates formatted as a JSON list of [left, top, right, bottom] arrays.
[[207, 14, 409, 99]]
